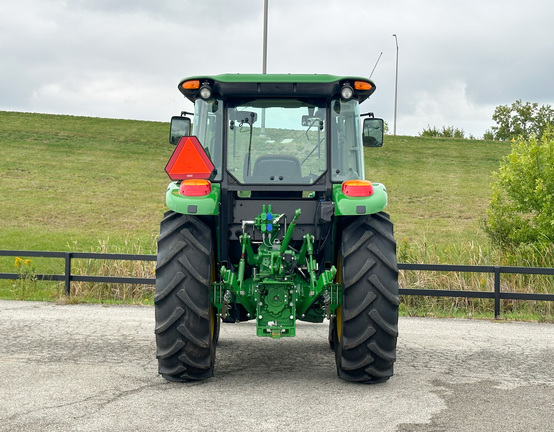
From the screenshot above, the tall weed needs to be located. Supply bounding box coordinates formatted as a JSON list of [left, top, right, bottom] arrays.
[[399, 239, 553, 319], [68, 237, 156, 304]]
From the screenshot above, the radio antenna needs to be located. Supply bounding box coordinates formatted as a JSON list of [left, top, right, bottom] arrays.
[[369, 51, 383, 79]]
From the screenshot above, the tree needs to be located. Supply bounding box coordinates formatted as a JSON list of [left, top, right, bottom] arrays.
[[484, 127, 554, 246], [491, 100, 554, 141]]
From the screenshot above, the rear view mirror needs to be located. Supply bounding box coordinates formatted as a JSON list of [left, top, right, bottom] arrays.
[[169, 116, 191, 145], [363, 118, 384, 147]]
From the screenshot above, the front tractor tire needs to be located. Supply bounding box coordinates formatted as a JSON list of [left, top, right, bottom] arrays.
[[155, 211, 217, 382], [334, 213, 399, 383]]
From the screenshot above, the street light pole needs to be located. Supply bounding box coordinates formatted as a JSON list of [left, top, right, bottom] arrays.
[[393, 34, 398, 136], [261, 0, 268, 136], [263, 0, 268, 74]]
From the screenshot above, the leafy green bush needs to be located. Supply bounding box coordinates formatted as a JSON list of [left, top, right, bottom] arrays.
[[420, 125, 466, 139], [485, 127, 554, 246], [483, 129, 495, 140]]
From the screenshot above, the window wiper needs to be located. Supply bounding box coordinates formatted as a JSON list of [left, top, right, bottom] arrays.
[[305, 118, 323, 141], [301, 119, 324, 166], [245, 112, 255, 177]]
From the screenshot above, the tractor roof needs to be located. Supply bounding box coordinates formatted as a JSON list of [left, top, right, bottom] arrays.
[[178, 74, 376, 103]]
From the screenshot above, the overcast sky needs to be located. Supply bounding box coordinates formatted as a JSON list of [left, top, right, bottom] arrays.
[[2, 0, 553, 137]]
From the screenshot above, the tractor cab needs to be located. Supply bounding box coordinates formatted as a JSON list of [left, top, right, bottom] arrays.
[[170, 75, 383, 188]]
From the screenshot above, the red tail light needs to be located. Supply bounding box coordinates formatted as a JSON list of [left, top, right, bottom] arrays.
[[179, 179, 212, 196], [342, 180, 374, 197]]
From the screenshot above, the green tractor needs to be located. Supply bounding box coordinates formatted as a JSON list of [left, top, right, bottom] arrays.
[[155, 74, 399, 383]]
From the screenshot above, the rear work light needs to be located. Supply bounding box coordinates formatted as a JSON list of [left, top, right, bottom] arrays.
[[342, 180, 374, 197], [199, 83, 212, 99], [340, 84, 354, 100], [179, 179, 212, 196]]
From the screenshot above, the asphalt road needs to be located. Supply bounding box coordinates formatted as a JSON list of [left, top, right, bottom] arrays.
[[0, 300, 553, 431]]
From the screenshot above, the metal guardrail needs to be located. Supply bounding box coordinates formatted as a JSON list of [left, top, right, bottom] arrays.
[[1, 250, 553, 318]]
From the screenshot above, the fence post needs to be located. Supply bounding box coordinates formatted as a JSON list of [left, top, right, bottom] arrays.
[[494, 266, 501, 318], [64, 252, 72, 296]]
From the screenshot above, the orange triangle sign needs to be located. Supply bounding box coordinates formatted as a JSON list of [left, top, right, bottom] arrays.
[[165, 136, 215, 180]]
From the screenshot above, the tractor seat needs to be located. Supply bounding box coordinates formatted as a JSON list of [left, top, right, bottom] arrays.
[[248, 155, 302, 183]]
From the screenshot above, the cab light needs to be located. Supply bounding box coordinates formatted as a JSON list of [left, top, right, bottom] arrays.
[[354, 81, 372, 91], [179, 179, 212, 196], [199, 84, 212, 100], [342, 180, 374, 197], [182, 80, 200, 90], [340, 84, 354, 100]]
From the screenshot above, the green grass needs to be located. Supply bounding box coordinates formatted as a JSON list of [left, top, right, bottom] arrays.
[[0, 111, 167, 302], [2, 111, 510, 252], [366, 135, 512, 247], [0, 111, 551, 319], [0, 111, 171, 252]]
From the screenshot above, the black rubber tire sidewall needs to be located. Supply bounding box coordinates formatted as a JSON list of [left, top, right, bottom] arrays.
[[154, 211, 216, 381], [335, 212, 399, 383]]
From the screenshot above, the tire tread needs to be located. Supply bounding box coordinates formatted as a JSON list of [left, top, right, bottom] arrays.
[[335, 213, 399, 383], [154, 211, 215, 382]]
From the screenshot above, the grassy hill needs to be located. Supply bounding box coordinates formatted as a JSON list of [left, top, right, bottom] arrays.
[[3, 111, 552, 319], [0, 110, 511, 253], [365, 134, 511, 247], [1, 111, 172, 252]]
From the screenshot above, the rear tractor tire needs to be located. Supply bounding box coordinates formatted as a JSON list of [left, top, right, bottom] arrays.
[[155, 211, 218, 382], [334, 212, 399, 383]]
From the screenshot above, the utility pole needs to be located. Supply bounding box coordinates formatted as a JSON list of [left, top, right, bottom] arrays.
[[393, 34, 399, 136], [263, 0, 268, 74]]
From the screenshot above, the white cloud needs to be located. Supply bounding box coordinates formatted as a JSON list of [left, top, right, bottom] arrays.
[[401, 80, 496, 137], [2, 0, 554, 137]]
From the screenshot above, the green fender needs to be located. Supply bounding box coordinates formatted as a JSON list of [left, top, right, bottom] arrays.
[[333, 183, 388, 216], [165, 182, 220, 215]]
